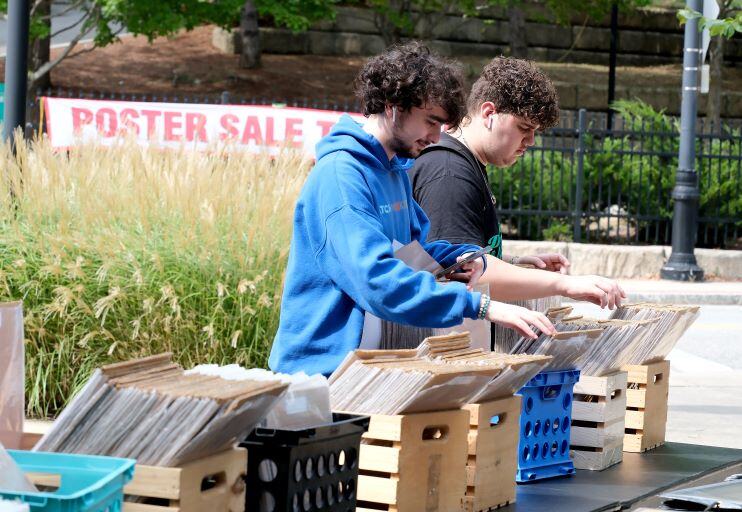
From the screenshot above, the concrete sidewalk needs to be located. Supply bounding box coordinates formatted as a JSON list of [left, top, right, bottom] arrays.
[[666, 351, 742, 450], [618, 278, 742, 305]]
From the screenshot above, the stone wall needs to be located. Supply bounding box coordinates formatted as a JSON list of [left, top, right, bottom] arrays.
[[254, 6, 742, 67], [212, 5, 742, 116], [504, 240, 742, 280]]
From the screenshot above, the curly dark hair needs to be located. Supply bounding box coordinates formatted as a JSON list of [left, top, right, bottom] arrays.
[[354, 42, 467, 129], [468, 56, 559, 130]]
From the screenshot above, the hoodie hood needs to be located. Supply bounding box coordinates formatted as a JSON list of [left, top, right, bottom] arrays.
[[316, 114, 414, 173]]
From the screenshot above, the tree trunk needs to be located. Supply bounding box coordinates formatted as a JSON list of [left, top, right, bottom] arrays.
[[239, 0, 260, 69], [706, 36, 724, 133], [508, 3, 528, 59], [28, 0, 52, 128], [374, 0, 407, 47]]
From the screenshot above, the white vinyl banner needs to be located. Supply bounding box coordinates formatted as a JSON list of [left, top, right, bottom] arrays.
[[43, 97, 365, 156]]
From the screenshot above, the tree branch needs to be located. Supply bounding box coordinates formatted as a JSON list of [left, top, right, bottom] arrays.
[[30, 23, 95, 82], [66, 27, 125, 59], [30, 0, 43, 17], [49, 13, 88, 39], [34, 0, 87, 21], [557, 14, 589, 62]]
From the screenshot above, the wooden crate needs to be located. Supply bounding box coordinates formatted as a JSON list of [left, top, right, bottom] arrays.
[[570, 371, 628, 470], [462, 396, 520, 512], [24, 447, 246, 512], [356, 409, 469, 512], [622, 360, 670, 453], [123, 448, 247, 512]]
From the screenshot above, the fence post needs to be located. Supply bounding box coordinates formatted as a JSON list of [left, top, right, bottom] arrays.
[[573, 109, 587, 243]]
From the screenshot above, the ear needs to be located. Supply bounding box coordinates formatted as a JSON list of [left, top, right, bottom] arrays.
[[480, 101, 497, 121]]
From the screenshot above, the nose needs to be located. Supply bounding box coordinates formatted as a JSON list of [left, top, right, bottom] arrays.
[[430, 128, 441, 144]]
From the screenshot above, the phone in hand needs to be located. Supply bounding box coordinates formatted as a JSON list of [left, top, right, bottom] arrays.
[[434, 245, 491, 280]]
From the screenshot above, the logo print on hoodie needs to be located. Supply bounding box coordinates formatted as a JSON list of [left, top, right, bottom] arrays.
[[378, 200, 408, 215]]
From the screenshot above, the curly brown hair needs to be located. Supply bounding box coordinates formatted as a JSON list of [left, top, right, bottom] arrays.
[[468, 57, 559, 130], [354, 42, 467, 129]]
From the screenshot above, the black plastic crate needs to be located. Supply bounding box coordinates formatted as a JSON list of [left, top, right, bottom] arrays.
[[241, 412, 370, 512]]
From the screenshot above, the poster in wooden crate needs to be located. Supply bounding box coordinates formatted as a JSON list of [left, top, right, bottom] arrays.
[[622, 360, 670, 453], [123, 447, 247, 512], [570, 371, 627, 470], [462, 395, 520, 512], [356, 409, 468, 512]]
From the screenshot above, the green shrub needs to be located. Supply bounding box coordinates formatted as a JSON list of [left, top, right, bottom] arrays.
[[542, 221, 573, 242], [489, 99, 741, 246]]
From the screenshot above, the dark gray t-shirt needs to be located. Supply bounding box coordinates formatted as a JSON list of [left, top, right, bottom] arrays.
[[409, 133, 502, 258]]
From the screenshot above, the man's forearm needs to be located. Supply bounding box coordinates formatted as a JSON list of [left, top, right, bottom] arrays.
[[480, 254, 563, 301]]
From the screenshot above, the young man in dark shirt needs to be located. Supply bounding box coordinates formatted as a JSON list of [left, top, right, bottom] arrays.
[[410, 56, 625, 310]]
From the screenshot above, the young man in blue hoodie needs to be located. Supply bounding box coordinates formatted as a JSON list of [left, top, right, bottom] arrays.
[[269, 43, 555, 377]]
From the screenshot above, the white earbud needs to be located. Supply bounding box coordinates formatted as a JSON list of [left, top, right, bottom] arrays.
[[392, 108, 396, 124], [487, 116, 493, 130]]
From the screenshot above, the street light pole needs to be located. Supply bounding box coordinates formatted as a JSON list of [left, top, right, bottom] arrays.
[[2, 0, 30, 148], [607, 1, 619, 131], [660, 0, 704, 281]]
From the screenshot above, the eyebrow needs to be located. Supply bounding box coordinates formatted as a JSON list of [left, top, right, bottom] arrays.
[[429, 114, 447, 124]]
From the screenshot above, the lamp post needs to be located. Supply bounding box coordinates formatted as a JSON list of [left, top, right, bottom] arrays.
[[2, 0, 30, 148], [607, 1, 618, 131], [660, 0, 705, 281]]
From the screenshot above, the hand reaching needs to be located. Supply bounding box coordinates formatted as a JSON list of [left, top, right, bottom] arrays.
[[559, 275, 627, 309], [485, 300, 556, 340], [515, 253, 571, 274]]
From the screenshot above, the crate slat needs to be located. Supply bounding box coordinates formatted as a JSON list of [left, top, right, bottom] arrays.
[[359, 444, 400, 473], [570, 445, 623, 471], [125, 504, 180, 512], [125, 465, 181, 500], [357, 475, 399, 504], [571, 419, 624, 448]]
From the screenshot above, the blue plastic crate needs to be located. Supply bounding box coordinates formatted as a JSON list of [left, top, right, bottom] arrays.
[[515, 369, 580, 483], [0, 451, 135, 512]]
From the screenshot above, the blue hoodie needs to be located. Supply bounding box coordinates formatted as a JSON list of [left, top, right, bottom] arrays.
[[268, 115, 483, 376]]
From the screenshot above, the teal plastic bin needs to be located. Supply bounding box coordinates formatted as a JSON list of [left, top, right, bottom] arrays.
[[0, 451, 135, 512]]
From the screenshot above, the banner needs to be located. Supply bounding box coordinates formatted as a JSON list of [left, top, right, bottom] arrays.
[[43, 97, 365, 156]]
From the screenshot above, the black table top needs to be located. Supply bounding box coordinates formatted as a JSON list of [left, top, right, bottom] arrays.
[[499, 442, 742, 512]]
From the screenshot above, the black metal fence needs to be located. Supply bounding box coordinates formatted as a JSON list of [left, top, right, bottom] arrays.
[[493, 109, 742, 249], [27, 89, 742, 249]]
